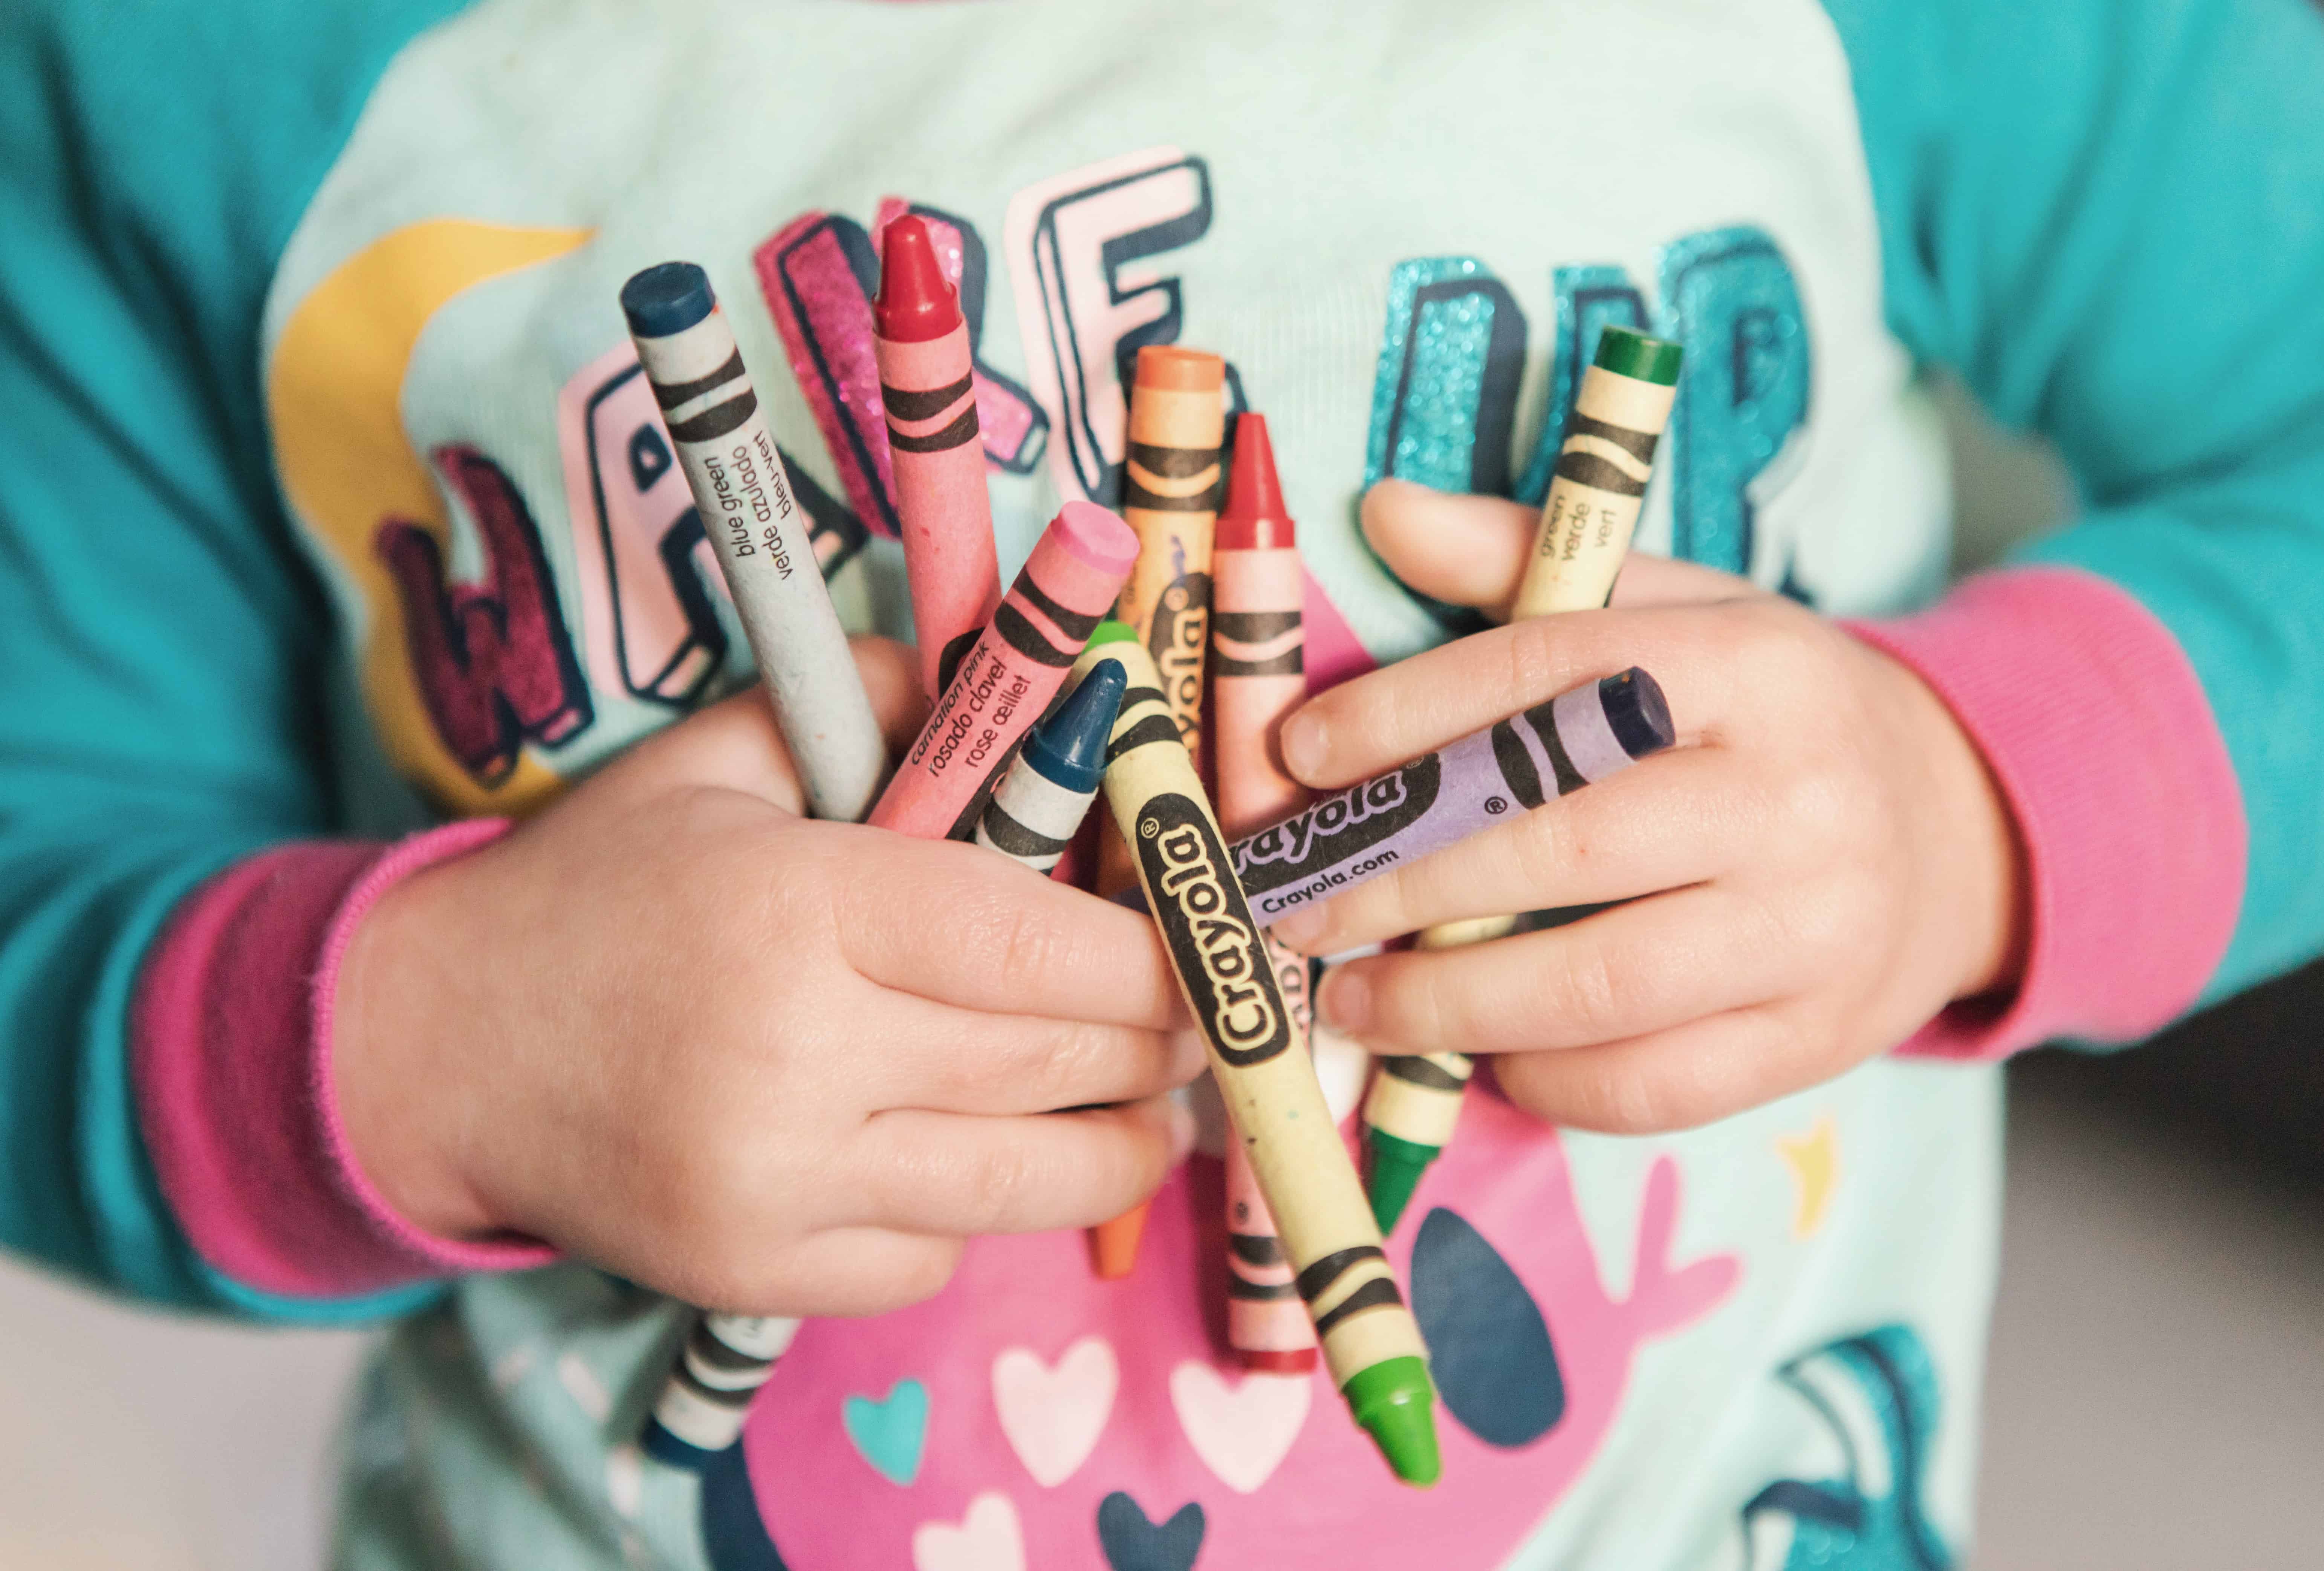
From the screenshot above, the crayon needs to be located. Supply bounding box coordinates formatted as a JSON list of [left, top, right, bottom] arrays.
[[876, 216, 1004, 696], [643, 1313, 801, 1464], [1101, 639, 1441, 1487], [972, 660, 1127, 874], [870, 502, 1138, 841], [1118, 346, 1226, 760], [1510, 326, 1682, 620], [1090, 351, 1226, 1271], [1365, 329, 1685, 1228], [1229, 669, 1676, 925], [1209, 414, 1317, 1371], [621, 263, 886, 825]]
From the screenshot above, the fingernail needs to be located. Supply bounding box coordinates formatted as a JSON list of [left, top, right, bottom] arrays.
[[1320, 967, 1371, 1034], [1270, 906, 1327, 951], [1280, 710, 1326, 783]]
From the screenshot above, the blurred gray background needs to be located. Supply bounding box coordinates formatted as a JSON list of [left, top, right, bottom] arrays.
[[3, 386, 2318, 1568]]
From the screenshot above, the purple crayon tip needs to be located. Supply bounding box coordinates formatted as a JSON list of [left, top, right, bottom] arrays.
[[1598, 668, 1673, 759]]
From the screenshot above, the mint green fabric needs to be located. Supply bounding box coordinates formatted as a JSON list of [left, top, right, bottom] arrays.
[[0, 0, 469, 1312], [1826, 0, 2324, 1001]]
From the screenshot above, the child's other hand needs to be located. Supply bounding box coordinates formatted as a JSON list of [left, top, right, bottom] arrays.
[[333, 637, 1199, 1317], [1270, 481, 2026, 1134]]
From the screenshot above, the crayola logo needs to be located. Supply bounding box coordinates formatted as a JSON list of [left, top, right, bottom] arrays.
[[1149, 572, 1211, 747], [1137, 792, 1290, 1068], [1233, 753, 1441, 896]]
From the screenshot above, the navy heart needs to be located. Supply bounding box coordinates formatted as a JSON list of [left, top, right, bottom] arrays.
[[1410, 1206, 1566, 1447], [1097, 1491, 1205, 1571], [698, 1437, 789, 1571]]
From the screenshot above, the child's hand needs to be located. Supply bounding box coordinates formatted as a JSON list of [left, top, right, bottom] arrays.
[[1270, 481, 2027, 1134], [334, 637, 1199, 1317]]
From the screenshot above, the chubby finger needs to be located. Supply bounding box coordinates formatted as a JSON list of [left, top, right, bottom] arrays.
[[871, 994, 1207, 1116], [839, 834, 1185, 1030], [686, 1228, 965, 1319], [1360, 480, 1534, 611], [1605, 552, 1763, 609], [1271, 744, 1742, 954], [853, 1097, 1193, 1235], [1488, 1004, 1834, 1134], [1278, 601, 1752, 791], [1316, 886, 1798, 1057], [853, 635, 932, 759]]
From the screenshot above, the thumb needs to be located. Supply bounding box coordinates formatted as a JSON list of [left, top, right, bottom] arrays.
[[593, 635, 925, 812]]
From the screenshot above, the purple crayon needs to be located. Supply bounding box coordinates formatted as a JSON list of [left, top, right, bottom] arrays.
[[1228, 669, 1673, 924]]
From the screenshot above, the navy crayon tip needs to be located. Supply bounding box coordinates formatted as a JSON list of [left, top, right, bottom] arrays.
[[1600, 668, 1675, 759], [621, 262, 716, 338], [1023, 661, 1127, 793]]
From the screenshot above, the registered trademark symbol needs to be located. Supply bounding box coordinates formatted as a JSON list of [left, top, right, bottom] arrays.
[[1484, 795, 1508, 815]]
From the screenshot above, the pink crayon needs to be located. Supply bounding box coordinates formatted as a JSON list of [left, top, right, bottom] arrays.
[[876, 216, 1004, 696], [869, 501, 1138, 841]]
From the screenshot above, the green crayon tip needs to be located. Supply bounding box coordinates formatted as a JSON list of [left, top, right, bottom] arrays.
[[1342, 1356, 1441, 1487], [1085, 618, 1138, 648], [1593, 324, 1683, 387], [1365, 1128, 1441, 1234]]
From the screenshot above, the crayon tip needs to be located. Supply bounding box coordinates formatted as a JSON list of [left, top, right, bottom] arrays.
[[1600, 667, 1675, 759], [1239, 1348, 1319, 1375], [1593, 324, 1685, 387], [1135, 344, 1225, 392], [1091, 1203, 1151, 1279], [1084, 618, 1139, 649], [1217, 413, 1294, 550], [1364, 1128, 1440, 1234], [620, 261, 716, 338], [1023, 660, 1126, 793], [875, 215, 962, 343], [1343, 1357, 1442, 1487]]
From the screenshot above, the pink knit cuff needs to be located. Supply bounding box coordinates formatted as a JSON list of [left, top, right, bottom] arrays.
[[1848, 566, 2246, 1061], [135, 820, 553, 1299]]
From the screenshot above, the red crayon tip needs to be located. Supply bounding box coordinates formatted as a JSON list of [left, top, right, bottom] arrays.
[[1239, 1348, 1319, 1375], [1217, 413, 1294, 550], [875, 215, 962, 343]]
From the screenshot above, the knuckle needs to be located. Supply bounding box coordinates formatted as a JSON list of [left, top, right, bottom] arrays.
[[1549, 936, 1624, 1040]]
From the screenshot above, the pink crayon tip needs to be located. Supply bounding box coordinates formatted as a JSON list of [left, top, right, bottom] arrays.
[[1052, 500, 1140, 574], [875, 215, 962, 343], [1218, 413, 1294, 551]]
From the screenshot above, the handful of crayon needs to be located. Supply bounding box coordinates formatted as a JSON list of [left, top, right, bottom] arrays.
[[613, 213, 1688, 1491]]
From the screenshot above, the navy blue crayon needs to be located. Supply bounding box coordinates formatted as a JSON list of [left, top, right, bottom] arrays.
[[974, 661, 1129, 874]]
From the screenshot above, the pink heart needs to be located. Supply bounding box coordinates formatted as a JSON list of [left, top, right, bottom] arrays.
[[991, 1336, 1118, 1488], [1167, 1361, 1314, 1494], [911, 1491, 1024, 1571]]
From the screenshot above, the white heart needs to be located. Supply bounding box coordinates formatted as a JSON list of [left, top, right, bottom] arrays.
[[992, 1336, 1118, 1487], [912, 1492, 1024, 1571], [1168, 1361, 1313, 1494]]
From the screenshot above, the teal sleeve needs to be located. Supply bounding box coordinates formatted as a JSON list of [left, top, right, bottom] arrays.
[[1824, 0, 2324, 1000], [0, 0, 468, 1310]]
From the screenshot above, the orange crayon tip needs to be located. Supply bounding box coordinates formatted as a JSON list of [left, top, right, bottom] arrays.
[[1217, 413, 1293, 550], [1090, 1204, 1152, 1279], [1239, 1347, 1319, 1375], [1135, 344, 1225, 392]]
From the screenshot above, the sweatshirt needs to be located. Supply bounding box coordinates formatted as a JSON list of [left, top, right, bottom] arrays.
[[3, 1, 2319, 1566]]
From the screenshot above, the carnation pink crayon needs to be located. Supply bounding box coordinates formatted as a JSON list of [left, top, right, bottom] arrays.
[[1229, 669, 1676, 924], [875, 216, 1004, 696], [870, 501, 1138, 841]]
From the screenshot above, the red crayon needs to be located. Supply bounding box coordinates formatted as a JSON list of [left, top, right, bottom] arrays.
[[877, 216, 1005, 696], [870, 502, 1138, 841], [1211, 414, 1319, 1374]]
